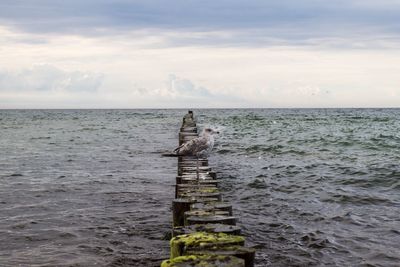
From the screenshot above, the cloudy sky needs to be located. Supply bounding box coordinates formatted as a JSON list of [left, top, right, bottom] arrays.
[[0, 0, 399, 108]]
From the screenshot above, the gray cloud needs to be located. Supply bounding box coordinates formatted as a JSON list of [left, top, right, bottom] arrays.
[[0, 1, 400, 48], [0, 65, 104, 92]]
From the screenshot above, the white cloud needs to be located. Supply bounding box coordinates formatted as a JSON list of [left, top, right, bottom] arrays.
[[0, 25, 399, 108], [167, 74, 212, 97], [0, 64, 104, 92]]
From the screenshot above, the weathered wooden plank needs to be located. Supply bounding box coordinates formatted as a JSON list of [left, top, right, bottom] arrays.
[[176, 175, 217, 184], [186, 246, 255, 267], [178, 166, 212, 176], [186, 215, 236, 226], [180, 166, 212, 171], [169, 232, 245, 258], [179, 132, 198, 137], [175, 185, 218, 199], [180, 127, 198, 132], [173, 224, 241, 237], [190, 202, 233, 216], [172, 198, 221, 227], [184, 210, 230, 226], [161, 255, 244, 267], [179, 191, 222, 201]]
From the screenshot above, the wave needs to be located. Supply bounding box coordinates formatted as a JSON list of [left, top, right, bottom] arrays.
[[322, 193, 395, 205]]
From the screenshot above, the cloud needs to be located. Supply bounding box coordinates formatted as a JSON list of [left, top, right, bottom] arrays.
[[125, 74, 245, 108], [0, 1, 400, 48], [167, 74, 212, 97], [0, 3, 399, 109], [0, 64, 104, 92]]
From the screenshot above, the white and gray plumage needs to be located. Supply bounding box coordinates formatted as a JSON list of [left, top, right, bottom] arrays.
[[174, 128, 219, 158]]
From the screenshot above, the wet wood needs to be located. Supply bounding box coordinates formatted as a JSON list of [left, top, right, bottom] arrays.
[[180, 126, 197, 132], [179, 156, 208, 165], [190, 202, 233, 216], [176, 183, 217, 190], [176, 176, 218, 185], [208, 171, 217, 179], [173, 198, 192, 227], [166, 111, 255, 267], [175, 184, 218, 199], [173, 224, 241, 237], [161, 255, 244, 267], [179, 191, 222, 201], [178, 176, 216, 184], [173, 197, 222, 227], [170, 232, 245, 258], [186, 246, 255, 267], [184, 210, 231, 226], [186, 215, 237, 226], [178, 166, 212, 176], [179, 166, 212, 172]]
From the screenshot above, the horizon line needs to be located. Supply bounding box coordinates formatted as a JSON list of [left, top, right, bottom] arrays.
[[1, 107, 399, 110]]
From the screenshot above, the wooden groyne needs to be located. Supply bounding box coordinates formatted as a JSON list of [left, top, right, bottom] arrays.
[[161, 111, 255, 267]]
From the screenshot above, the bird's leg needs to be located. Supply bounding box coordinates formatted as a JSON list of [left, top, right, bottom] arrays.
[[196, 156, 199, 182]]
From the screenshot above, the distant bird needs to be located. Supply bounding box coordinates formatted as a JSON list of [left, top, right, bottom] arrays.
[[174, 128, 219, 180]]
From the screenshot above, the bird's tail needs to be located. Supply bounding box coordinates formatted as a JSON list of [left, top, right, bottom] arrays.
[[173, 144, 184, 154], [161, 145, 184, 157], [161, 153, 179, 157]]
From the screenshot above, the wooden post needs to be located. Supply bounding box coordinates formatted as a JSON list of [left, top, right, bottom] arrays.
[[164, 111, 255, 267]]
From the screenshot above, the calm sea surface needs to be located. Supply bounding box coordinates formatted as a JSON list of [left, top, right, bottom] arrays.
[[1, 109, 399, 267]]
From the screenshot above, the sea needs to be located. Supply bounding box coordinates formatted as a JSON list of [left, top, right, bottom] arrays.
[[0, 109, 399, 267]]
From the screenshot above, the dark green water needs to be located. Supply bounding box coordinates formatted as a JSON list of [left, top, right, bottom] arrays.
[[0, 109, 399, 266]]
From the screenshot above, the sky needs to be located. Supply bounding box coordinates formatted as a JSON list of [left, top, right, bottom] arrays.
[[0, 0, 399, 108]]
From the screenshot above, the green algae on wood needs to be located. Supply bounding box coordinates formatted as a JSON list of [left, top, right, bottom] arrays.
[[190, 202, 233, 215], [198, 188, 219, 193], [186, 246, 256, 267], [161, 255, 244, 267], [178, 188, 219, 198], [176, 184, 218, 199], [170, 232, 245, 259]]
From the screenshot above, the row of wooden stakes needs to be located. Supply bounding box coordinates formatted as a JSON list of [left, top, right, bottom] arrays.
[[161, 111, 255, 267]]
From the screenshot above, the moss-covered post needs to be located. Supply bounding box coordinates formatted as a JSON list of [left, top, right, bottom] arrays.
[[163, 111, 255, 267], [169, 232, 245, 258], [161, 255, 244, 267]]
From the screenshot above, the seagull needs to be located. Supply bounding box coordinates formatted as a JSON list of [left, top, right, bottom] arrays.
[[174, 128, 219, 157], [174, 128, 219, 180]]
